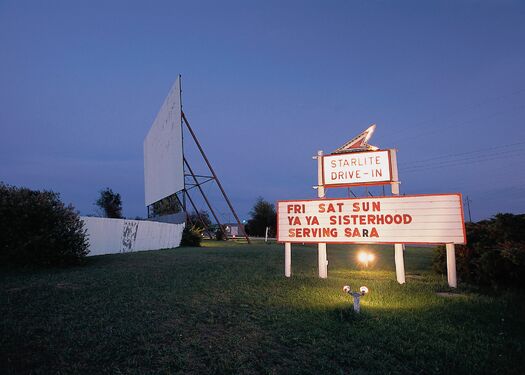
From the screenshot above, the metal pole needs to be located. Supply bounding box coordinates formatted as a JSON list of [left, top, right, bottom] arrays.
[[185, 190, 214, 239], [174, 193, 192, 225], [184, 158, 228, 240], [465, 196, 472, 222], [182, 112, 251, 244], [317, 150, 328, 279]]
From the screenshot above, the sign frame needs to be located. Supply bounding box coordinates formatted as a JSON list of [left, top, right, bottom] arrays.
[[277, 193, 466, 245], [321, 149, 396, 188]]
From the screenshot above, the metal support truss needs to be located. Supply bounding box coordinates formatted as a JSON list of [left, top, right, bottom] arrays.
[[182, 111, 251, 244]]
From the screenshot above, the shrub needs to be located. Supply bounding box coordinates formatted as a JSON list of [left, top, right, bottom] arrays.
[[433, 214, 525, 288], [187, 210, 212, 232], [180, 225, 203, 247], [0, 183, 89, 266], [215, 227, 226, 241]]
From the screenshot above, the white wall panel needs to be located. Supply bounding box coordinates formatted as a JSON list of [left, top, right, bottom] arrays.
[[144, 76, 184, 206], [81, 217, 184, 256]]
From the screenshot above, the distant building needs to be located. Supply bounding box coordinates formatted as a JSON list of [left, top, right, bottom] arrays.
[[223, 223, 246, 238]]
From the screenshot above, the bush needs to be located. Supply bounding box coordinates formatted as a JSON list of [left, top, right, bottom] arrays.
[[0, 183, 89, 266], [215, 227, 226, 241], [180, 225, 203, 247], [187, 210, 212, 233], [433, 214, 525, 288]]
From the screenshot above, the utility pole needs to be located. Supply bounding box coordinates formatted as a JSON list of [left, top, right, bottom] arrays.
[[465, 196, 472, 222]]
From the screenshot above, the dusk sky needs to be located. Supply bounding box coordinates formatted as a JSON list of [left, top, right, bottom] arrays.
[[1, 1, 524, 222]]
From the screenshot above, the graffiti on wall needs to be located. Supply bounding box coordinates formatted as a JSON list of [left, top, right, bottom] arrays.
[[121, 221, 139, 252]]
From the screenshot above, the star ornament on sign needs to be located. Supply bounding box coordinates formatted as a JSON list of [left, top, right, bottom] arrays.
[[332, 124, 379, 154]]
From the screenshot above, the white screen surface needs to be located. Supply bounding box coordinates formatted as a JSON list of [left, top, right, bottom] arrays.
[[144, 76, 184, 206]]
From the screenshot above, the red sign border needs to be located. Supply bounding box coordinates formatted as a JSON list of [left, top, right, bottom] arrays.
[[321, 149, 395, 188]]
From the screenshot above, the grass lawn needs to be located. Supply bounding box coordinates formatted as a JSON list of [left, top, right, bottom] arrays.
[[1, 241, 524, 374]]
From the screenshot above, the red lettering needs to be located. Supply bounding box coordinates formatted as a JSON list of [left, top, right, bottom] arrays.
[[305, 216, 319, 225]]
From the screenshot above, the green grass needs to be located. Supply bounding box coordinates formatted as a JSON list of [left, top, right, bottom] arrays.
[[1, 241, 524, 374]]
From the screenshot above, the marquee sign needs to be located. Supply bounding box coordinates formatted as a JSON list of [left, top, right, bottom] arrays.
[[277, 194, 466, 245], [322, 150, 393, 187]]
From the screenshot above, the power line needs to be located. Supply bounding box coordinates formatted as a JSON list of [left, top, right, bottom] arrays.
[[401, 149, 525, 173], [401, 148, 525, 171], [399, 141, 525, 167]]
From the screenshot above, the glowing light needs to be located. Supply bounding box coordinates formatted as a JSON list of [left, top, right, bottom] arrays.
[[357, 252, 368, 263], [360, 286, 369, 295], [357, 251, 376, 267]]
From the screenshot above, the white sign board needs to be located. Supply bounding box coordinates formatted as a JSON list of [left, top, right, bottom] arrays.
[[322, 150, 393, 187], [277, 194, 466, 244], [144, 76, 184, 206]]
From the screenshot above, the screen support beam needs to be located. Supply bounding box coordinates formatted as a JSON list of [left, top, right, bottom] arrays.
[[182, 111, 251, 244], [184, 158, 228, 241], [183, 189, 214, 239]]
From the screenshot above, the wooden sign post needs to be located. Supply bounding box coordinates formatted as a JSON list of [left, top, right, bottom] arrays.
[[389, 149, 406, 284], [317, 150, 328, 279]]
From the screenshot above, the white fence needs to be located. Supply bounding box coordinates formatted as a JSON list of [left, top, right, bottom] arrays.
[[81, 217, 184, 256]]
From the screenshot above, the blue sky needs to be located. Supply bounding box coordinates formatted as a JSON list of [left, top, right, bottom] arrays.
[[1, 0, 524, 221]]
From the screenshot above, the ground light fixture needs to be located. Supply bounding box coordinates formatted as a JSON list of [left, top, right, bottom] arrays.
[[343, 285, 369, 313], [357, 251, 375, 267]]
